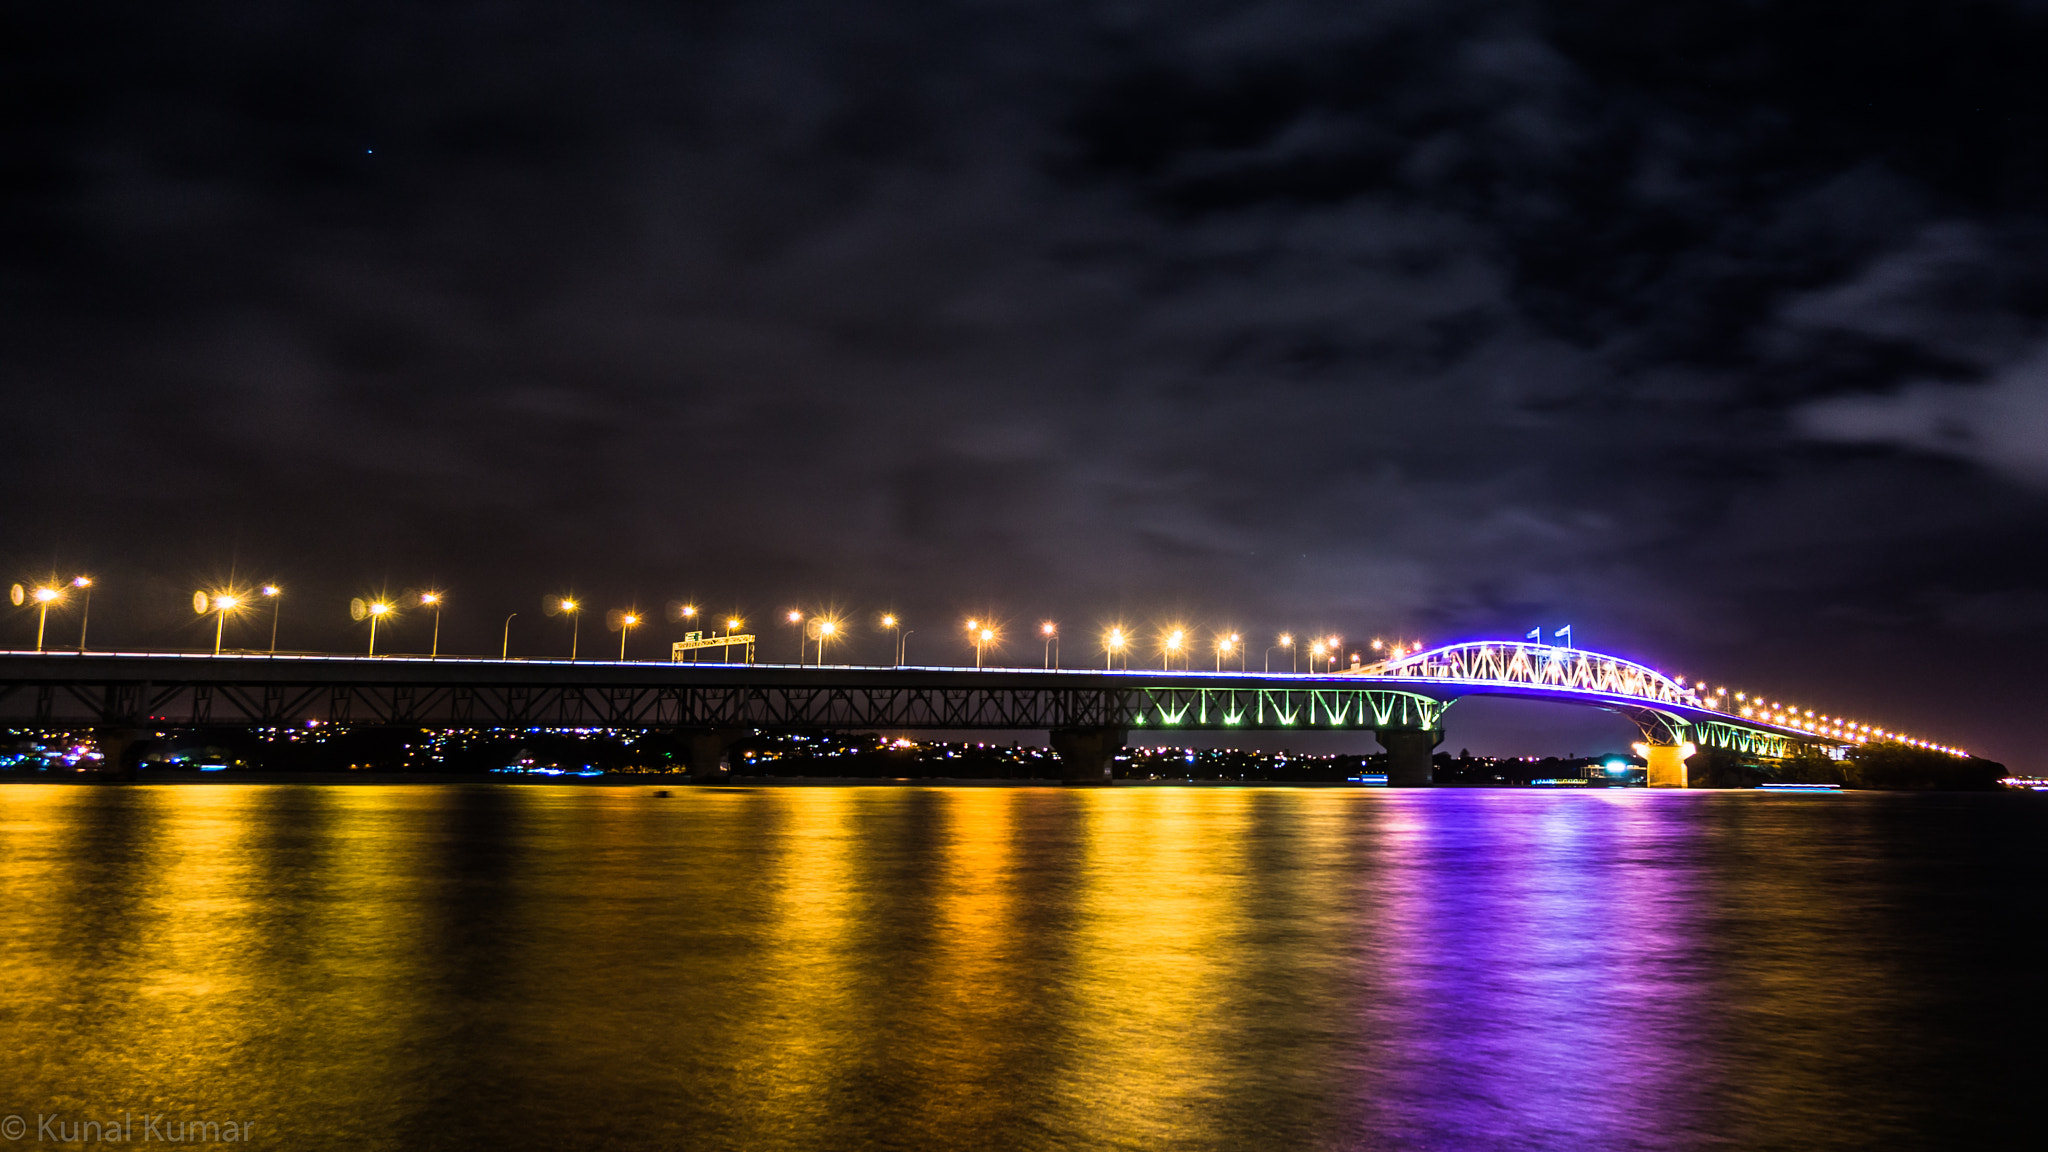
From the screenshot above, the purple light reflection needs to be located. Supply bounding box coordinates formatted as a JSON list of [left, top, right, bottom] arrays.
[[1336, 791, 1720, 1149]]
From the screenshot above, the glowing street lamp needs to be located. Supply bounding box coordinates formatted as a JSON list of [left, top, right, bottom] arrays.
[[420, 592, 445, 659], [260, 585, 282, 654], [1164, 628, 1185, 670], [968, 623, 996, 669], [559, 599, 581, 660], [609, 609, 640, 661], [1269, 633, 1294, 673], [1309, 639, 1326, 674], [1215, 634, 1235, 671], [811, 617, 839, 666], [13, 583, 65, 652], [1104, 627, 1127, 670], [1042, 621, 1058, 669], [882, 614, 905, 667], [787, 610, 804, 663], [192, 590, 245, 655], [71, 576, 93, 652]]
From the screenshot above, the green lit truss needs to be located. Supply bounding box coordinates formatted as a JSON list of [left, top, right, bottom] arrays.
[[1128, 685, 1446, 732]]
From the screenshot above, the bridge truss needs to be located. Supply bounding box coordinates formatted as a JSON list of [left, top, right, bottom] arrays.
[[0, 650, 1827, 758], [0, 656, 1444, 735]]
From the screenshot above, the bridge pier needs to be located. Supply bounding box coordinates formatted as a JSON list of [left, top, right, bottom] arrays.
[[1050, 726, 1125, 785], [681, 729, 749, 782], [1377, 728, 1442, 787], [1644, 741, 1695, 788], [90, 728, 151, 780]]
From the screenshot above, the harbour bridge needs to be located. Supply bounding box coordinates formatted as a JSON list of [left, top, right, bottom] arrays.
[[0, 640, 1896, 785]]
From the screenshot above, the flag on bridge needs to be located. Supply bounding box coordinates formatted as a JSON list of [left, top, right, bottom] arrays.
[[1525, 628, 1540, 641], [1554, 625, 1572, 648]]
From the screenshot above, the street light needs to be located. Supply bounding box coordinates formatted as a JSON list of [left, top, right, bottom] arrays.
[[609, 609, 640, 661], [198, 590, 243, 655], [347, 598, 395, 656], [787, 610, 804, 663], [1309, 639, 1326, 674], [260, 585, 281, 654], [15, 583, 65, 652], [809, 617, 839, 666], [1164, 628, 1185, 671], [559, 599, 581, 660], [1104, 627, 1126, 670], [1042, 621, 1058, 669], [1269, 633, 1293, 673], [1215, 634, 1235, 672], [72, 576, 92, 652], [969, 624, 996, 669], [882, 614, 903, 666], [420, 592, 444, 659], [502, 612, 517, 660]]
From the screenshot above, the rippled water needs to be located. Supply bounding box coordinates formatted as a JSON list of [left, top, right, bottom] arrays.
[[2, 784, 2041, 1150]]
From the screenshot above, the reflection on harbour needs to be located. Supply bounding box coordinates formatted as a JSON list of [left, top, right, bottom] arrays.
[[1, 785, 2039, 1150]]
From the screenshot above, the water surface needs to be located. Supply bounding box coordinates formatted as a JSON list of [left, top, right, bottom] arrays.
[[2, 785, 2040, 1149]]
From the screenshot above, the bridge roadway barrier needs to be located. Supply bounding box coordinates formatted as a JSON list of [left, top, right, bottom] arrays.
[[0, 650, 1815, 784]]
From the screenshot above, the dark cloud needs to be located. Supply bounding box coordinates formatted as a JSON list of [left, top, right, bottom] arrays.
[[6, 1, 2046, 764]]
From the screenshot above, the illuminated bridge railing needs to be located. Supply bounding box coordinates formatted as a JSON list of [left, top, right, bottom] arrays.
[[1354, 641, 1697, 707]]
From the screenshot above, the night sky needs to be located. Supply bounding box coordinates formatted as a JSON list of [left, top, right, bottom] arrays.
[[7, 2, 2045, 766]]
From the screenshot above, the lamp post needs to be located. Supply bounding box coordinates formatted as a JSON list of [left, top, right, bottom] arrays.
[[502, 613, 517, 660], [1164, 629, 1185, 671], [197, 590, 243, 655], [814, 618, 837, 666], [1042, 621, 1057, 669], [71, 577, 92, 652], [366, 600, 392, 656], [1104, 627, 1126, 670], [1215, 634, 1235, 672], [1269, 633, 1293, 673], [618, 612, 639, 661], [420, 592, 443, 659], [193, 592, 243, 656], [1309, 640, 1325, 674], [965, 621, 995, 669], [261, 585, 281, 653], [787, 610, 804, 664], [882, 614, 901, 666], [560, 599, 580, 660], [26, 585, 63, 652]]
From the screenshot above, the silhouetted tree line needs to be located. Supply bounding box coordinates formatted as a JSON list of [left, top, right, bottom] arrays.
[[1686, 741, 2006, 790]]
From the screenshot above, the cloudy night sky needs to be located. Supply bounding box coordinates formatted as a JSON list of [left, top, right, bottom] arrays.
[[6, 1, 2045, 765]]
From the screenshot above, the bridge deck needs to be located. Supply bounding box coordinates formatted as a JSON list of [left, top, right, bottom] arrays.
[[0, 651, 1803, 755]]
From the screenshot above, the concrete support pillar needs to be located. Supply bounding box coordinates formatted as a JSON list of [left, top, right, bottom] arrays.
[[681, 729, 747, 782], [91, 728, 150, 780], [1050, 726, 1125, 785], [1644, 741, 1694, 788], [1377, 728, 1443, 787]]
